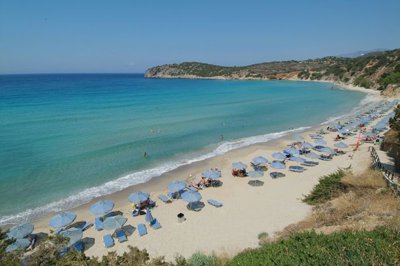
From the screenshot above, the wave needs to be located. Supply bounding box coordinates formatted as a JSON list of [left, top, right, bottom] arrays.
[[320, 92, 383, 125], [0, 126, 310, 226]]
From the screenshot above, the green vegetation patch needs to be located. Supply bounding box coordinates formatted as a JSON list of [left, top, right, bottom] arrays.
[[303, 169, 347, 205], [230, 227, 400, 266]]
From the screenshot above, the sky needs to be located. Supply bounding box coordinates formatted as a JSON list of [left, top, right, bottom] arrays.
[[1, 0, 400, 74]]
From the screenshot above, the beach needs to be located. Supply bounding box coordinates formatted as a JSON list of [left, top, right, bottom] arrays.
[[27, 84, 393, 261]]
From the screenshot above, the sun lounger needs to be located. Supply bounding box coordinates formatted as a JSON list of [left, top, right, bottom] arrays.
[[289, 166, 306, 172], [132, 209, 140, 217], [187, 202, 203, 212], [158, 194, 172, 203], [115, 229, 127, 243], [95, 217, 104, 231], [186, 186, 198, 192], [137, 224, 147, 237], [150, 219, 162, 230], [207, 199, 223, 207], [103, 234, 114, 248], [55, 228, 64, 234], [71, 241, 84, 252]]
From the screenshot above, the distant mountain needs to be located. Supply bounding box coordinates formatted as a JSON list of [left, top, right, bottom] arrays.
[[145, 49, 400, 94], [337, 49, 388, 58]]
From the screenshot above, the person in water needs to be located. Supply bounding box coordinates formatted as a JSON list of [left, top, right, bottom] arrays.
[[144, 151, 148, 158]]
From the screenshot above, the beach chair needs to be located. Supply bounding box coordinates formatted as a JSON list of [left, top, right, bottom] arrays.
[[132, 209, 140, 217], [71, 241, 84, 253], [137, 224, 147, 237], [103, 234, 114, 248], [115, 229, 127, 243], [158, 194, 172, 203], [207, 199, 223, 208], [95, 217, 104, 231], [150, 219, 162, 230]]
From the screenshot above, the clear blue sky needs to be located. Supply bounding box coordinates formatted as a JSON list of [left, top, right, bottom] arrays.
[[1, 0, 400, 74]]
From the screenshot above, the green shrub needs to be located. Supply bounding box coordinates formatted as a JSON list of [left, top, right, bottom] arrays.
[[353, 76, 372, 88], [230, 227, 400, 265], [379, 72, 400, 87], [303, 169, 347, 205], [187, 252, 218, 266]]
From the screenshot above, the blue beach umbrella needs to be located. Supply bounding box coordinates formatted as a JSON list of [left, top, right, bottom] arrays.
[[334, 142, 349, 148], [181, 191, 202, 203], [90, 200, 114, 216], [102, 215, 127, 230], [291, 134, 304, 140], [320, 147, 336, 155], [247, 171, 264, 178], [202, 169, 221, 179], [7, 223, 34, 239], [251, 156, 269, 165], [128, 191, 149, 203], [168, 181, 186, 193], [304, 152, 320, 159], [6, 238, 31, 253], [272, 152, 286, 160], [60, 228, 83, 246], [314, 139, 327, 145], [271, 160, 286, 169], [289, 156, 306, 163], [283, 147, 300, 156], [302, 142, 313, 149], [232, 162, 247, 170], [145, 209, 154, 223], [49, 212, 76, 229]]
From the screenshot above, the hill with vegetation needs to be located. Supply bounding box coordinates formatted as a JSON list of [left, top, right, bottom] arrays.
[[145, 49, 400, 94], [382, 104, 400, 170]]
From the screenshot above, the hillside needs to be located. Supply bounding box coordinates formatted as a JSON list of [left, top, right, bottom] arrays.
[[145, 49, 400, 93]]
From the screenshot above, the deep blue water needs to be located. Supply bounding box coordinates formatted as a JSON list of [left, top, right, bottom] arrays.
[[0, 74, 366, 224]]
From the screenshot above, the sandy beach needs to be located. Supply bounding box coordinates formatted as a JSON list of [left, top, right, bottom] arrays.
[[25, 84, 393, 261]]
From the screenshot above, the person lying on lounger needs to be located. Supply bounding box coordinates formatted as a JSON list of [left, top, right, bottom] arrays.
[[191, 176, 210, 189]]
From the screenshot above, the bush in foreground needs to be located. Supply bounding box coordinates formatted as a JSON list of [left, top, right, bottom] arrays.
[[230, 227, 400, 266]]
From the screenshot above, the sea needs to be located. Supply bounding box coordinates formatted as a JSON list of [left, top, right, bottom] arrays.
[[0, 74, 368, 225]]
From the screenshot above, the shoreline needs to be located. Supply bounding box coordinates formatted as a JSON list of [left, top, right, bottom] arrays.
[[0, 80, 381, 227]]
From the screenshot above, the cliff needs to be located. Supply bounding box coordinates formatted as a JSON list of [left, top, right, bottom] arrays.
[[145, 49, 400, 93]]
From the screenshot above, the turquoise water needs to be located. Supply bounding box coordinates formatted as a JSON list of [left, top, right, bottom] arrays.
[[0, 74, 366, 224]]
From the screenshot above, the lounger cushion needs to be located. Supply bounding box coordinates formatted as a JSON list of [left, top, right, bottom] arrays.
[[103, 234, 114, 248], [115, 229, 127, 243], [207, 199, 223, 207], [150, 219, 162, 230], [95, 217, 103, 231], [137, 224, 147, 236], [158, 194, 172, 203]]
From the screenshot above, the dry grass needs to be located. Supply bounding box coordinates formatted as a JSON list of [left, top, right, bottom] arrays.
[[276, 168, 400, 239]]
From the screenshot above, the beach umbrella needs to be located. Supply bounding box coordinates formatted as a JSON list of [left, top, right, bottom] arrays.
[[128, 191, 149, 203], [102, 215, 127, 230], [7, 223, 34, 239], [304, 152, 320, 159], [271, 160, 286, 169], [251, 156, 269, 165], [168, 181, 186, 193], [302, 142, 313, 149], [248, 180, 264, 187], [232, 162, 247, 170], [283, 148, 300, 156], [145, 209, 154, 223], [5, 238, 31, 253], [201, 169, 221, 179], [314, 139, 327, 145], [247, 171, 264, 178], [272, 152, 286, 160], [291, 134, 304, 140], [289, 156, 306, 163], [181, 191, 202, 203], [60, 228, 83, 246], [320, 147, 336, 155], [334, 142, 349, 148], [49, 212, 76, 229], [310, 133, 323, 139], [89, 200, 114, 216]]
